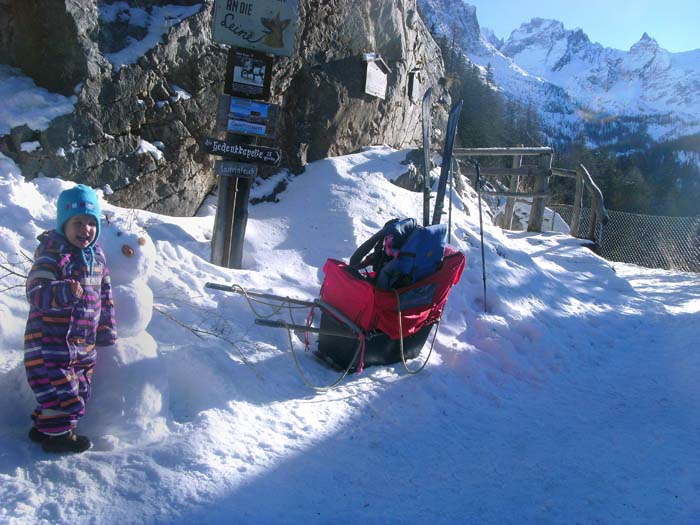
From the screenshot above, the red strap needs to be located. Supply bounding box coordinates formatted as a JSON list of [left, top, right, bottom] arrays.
[[356, 332, 367, 374]]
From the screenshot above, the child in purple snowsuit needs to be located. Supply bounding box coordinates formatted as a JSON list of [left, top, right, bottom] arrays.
[[24, 184, 117, 453]]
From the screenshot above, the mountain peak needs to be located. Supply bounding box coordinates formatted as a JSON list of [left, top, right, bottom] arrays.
[[481, 26, 504, 49], [416, 0, 700, 147], [631, 32, 659, 51], [517, 17, 565, 36], [501, 17, 584, 62]]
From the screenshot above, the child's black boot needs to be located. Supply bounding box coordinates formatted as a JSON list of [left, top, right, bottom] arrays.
[[28, 427, 49, 443], [41, 430, 92, 453]]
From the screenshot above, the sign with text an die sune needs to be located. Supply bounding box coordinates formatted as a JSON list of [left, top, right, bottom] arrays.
[[212, 0, 299, 57]]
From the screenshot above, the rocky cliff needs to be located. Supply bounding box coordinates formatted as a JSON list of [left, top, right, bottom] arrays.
[[0, 0, 449, 215]]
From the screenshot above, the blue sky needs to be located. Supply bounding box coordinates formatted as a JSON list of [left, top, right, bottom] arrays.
[[466, 0, 698, 52]]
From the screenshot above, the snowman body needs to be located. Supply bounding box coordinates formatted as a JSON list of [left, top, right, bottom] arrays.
[[82, 218, 168, 448]]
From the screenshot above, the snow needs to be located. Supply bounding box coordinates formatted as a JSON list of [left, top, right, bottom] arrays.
[[170, 84, 192, 102], [135, 139, 164, 162], [0, 65, 76, 136], [99, 3, 202, 71], [675, 150, 700, 172], [19, 141, 40, 153], [1, 139, 699, 524]]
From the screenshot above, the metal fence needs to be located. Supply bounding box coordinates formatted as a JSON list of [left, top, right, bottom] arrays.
[[550, 204, 700, 273]]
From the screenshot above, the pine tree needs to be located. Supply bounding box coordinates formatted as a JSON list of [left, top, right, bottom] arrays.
[[485, 63, 494, 86]]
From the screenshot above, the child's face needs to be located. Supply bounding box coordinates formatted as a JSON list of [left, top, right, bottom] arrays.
[[64, 214, 98, 249]]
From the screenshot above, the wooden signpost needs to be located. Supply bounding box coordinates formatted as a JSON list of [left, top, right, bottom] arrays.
[[208, 0, 298, 269]]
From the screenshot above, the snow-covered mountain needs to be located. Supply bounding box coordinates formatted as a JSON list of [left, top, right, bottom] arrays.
[[418, 0, 700, 146]]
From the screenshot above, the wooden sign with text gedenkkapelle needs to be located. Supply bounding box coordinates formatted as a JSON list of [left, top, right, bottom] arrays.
[[202, 136, 281, 166]]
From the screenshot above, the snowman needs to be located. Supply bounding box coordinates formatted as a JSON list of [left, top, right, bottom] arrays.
[[82, 214, 169, 449]]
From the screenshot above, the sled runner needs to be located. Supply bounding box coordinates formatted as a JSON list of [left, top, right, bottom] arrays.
[[205, 218, 465, 389]]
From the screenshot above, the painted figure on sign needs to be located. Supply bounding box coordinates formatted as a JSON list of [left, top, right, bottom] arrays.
[[261, 12, 290, 48]]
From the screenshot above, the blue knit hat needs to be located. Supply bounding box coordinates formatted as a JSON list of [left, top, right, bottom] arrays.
[[56, 184, 101, 244]]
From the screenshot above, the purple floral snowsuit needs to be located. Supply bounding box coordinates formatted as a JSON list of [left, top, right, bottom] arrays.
[[24, 230, 117, 435]]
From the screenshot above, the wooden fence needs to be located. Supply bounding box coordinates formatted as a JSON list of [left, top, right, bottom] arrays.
[[452, 147, 608, 240]]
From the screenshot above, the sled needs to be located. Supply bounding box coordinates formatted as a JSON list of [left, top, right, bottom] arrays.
[[205, 246, 464, 389], [205, 218, 466, 389]]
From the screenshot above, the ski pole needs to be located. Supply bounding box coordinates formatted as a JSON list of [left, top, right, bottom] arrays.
[[475, 160, 487, 312]]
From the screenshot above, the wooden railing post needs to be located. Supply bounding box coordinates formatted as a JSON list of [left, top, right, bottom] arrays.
[[527, 153, 552, 232], [589, 197, 599, 241], [570, 167, 584, 236], [577, 163, 609, 242], [502, 145, 523, 229]]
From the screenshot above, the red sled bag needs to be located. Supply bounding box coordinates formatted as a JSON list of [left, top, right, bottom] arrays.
[[316, 246, 465, 371]]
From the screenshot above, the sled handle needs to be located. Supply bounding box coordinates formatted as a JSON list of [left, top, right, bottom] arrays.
[[205, 282, 317, 307], [254, 318, 358, 339]]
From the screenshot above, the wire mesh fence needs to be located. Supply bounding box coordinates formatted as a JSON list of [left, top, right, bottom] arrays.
[[550, 204, 700, 273]]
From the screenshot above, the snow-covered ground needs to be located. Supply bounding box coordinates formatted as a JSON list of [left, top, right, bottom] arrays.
[[1, 143, 699, 524], [1, 51, 699, 525]]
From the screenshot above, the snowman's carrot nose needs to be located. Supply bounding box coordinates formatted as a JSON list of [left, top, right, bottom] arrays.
[[122, 245, 135, 257]]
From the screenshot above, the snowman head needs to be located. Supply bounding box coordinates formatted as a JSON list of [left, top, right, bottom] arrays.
[[99, 214, 156, 284]]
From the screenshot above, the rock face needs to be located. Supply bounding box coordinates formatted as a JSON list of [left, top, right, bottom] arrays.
[[0, 0, 105, 96], [0, 0, 448, 216], [274, 0, 449, 172]]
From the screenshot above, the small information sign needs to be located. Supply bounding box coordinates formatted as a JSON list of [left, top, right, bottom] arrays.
[[363, 54, 391, 100], [215, 160, 258, 179], [224, 47, 272, 100], [215, 95, 279, 138], [228, 97, 278, 138]]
